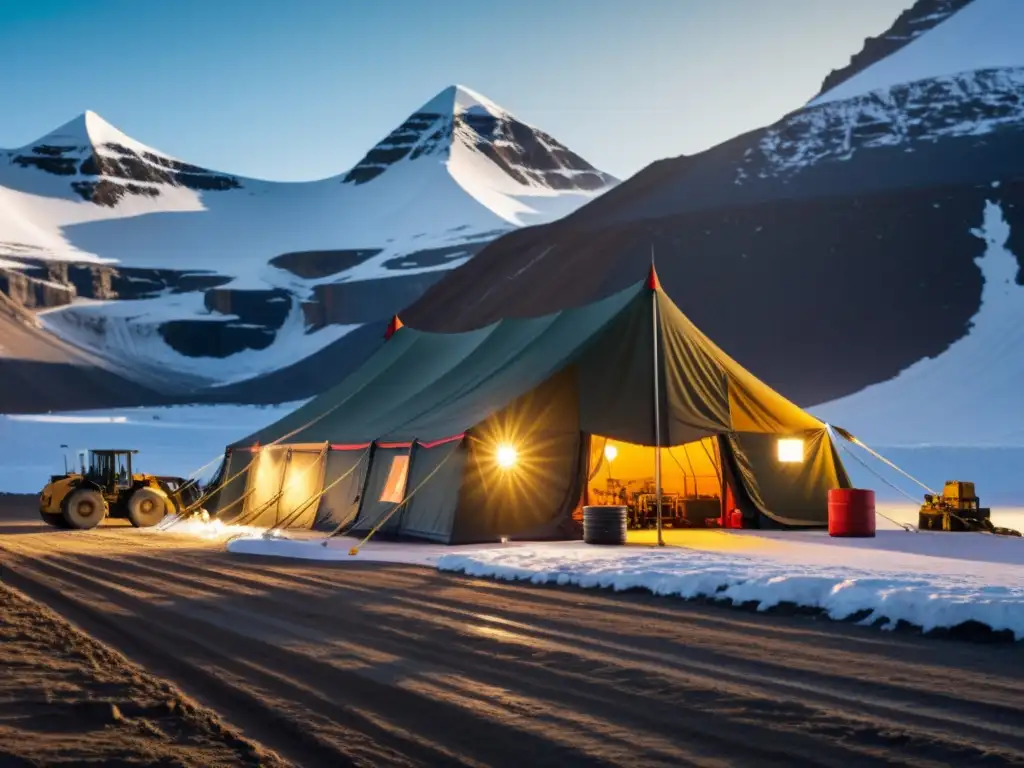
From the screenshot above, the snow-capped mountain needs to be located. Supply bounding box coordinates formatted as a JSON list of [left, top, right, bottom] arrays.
[[0, 85, 616, 411], [405, 0, 1024, 446]]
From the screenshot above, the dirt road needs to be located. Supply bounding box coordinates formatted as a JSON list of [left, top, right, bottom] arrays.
[[1, 495, 1023, 767], [0, 576, 287, 766]]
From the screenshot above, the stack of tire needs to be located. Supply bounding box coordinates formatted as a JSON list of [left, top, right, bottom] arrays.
[[582, 505, 628, 545]]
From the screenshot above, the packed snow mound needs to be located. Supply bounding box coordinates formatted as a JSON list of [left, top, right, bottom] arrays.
[[436, 535, 1024, 640], [812, 0, 1024, 106]]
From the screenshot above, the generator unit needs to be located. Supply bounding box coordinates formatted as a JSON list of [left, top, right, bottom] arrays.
[[918, 481, 1019, 536]]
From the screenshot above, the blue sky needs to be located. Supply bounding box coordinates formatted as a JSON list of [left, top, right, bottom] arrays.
[[0, 0, 911, 182]]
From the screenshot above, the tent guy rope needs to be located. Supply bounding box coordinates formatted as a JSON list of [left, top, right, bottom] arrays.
[[264, 447, 371, 535]]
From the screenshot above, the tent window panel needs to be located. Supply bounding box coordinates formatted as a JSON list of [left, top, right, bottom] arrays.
[[588, 436, 722, 528], [379, 455, 410, 503]]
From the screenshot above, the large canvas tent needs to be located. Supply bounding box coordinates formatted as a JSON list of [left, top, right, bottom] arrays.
[[205, 269, 850, 543]]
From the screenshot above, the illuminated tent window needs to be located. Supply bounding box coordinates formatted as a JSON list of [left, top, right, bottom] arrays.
[[379, 455, 410, 503], [587, 436, 722, 528], [777, 438, 804, 463]]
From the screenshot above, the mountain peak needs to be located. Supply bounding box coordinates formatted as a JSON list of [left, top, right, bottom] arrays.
[[25, 110, 144, 155], [5, 108, 240, 207], [342, 85, 617, 193], [416, 84, 501, 116]]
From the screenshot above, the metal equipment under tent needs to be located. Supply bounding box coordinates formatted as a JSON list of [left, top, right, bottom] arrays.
[[203, 267, 851, 544]]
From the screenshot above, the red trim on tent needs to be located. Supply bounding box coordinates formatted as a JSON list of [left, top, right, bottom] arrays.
[[378, 441, 414, 449], [330, 442, 373, 451], [418, 433, 466, 449], [645, 264, 661, 291], [250, 442, 260, 453], [384, 314, 404, 340]]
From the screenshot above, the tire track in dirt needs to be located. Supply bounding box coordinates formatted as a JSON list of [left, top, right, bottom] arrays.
[[2, 514, 1023, 768], [3, 551, 768, 767]]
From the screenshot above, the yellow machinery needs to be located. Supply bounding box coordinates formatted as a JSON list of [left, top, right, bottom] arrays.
[[39, 449, 200, 530], [919, 481, 1020, 536]]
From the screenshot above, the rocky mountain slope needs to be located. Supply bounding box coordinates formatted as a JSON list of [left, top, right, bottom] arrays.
[[0, 85, 615, 411], [405, 0, 1024, 448]]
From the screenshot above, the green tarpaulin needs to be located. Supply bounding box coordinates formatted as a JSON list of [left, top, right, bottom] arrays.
[[217, 272, 848, 541]]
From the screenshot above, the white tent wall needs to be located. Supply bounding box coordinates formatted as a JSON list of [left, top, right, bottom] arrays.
[[242, 446, 289, 527]]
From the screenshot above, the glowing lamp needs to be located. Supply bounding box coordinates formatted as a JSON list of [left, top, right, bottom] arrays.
[[496, 444, 518, 469], [777, 438, 804, 463], [604, 444, 618, 462]]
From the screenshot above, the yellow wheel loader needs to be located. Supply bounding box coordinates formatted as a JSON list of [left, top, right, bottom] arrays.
[[39, 449, 201, 530]]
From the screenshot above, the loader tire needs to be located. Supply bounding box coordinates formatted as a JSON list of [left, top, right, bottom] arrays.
[[127, 487, 169, 528], [39, 510, 69, 529], [62, 489, 106, 530]]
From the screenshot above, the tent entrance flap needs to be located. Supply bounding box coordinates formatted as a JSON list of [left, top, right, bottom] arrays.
[[588, 436, 722, 528]]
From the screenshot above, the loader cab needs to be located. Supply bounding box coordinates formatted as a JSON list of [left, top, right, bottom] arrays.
[[81, 450, 137, 492]]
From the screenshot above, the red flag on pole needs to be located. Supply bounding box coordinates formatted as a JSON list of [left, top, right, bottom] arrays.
[[384, 314, 404, 340]]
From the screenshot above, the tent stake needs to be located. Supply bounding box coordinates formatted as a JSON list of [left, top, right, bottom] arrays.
[[651, 255, 664, 547]]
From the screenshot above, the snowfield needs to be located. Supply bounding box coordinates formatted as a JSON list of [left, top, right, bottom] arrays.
[[812, 199, 1024, 448], [0, 86, 616, 389], [0, 403, 302, 490]]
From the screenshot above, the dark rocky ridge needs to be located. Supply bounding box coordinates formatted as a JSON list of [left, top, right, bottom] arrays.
[[0, 258, 233, 307], [0, 258, 296, 360], [6, 132, 241, 207], [270, 249, 383, 279], [816, 0, 976, 97]]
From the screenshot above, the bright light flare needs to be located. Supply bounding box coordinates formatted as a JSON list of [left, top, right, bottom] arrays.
[[496, 444, 518, 469], [604, 443, 618, 462], [777, 438, 804, 463]]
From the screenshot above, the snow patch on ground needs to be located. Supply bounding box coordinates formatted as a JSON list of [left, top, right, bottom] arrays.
[[436, 533, 1024, 640], [814, 199, 1024, 447], [811, 0, 1024, 106], [149, 514, 267, 541]]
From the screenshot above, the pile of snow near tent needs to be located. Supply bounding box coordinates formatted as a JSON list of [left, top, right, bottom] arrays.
[[0, 85, 616, 410], [433, 530, 1024, 640]]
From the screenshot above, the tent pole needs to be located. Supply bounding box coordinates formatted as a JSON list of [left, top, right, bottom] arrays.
[[651, 260, 664, 547]]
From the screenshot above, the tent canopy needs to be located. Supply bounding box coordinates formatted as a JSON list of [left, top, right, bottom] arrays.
[[234, 271, 823, 451]]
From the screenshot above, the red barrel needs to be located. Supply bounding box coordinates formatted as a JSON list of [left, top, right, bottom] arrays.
[[729, 509, 744, 529], [828, 488, 876, 537]]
